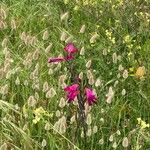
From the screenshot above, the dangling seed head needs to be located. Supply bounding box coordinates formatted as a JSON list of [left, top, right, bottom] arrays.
[[123, 69, 128, 79], [86, 60, 92, 69], [122, 137, 129, 148], [42, 30, 49, 40], [79, 24, 86, 33], [61, 12, 69, 21], [59, 97, 66, 108], [86, 114, 92, 125], [28, 96, 36, 107], [80, 46, 85, 55]]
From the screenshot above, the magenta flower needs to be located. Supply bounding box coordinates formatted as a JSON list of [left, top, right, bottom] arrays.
[[48, 57, 65, 63], [85, 88, 97, 105], [64, 54, 74, 61], [48, 43, 77, 63], [67, 90, 80, 102], [64, 84, 79, 92], [64, 84, 79, 102], [64, 43, 78, 54]]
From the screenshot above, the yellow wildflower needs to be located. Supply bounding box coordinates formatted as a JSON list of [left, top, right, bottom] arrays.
[[135, 66, 145, 78], [34, 107, 46, 116], [33, 107, 46, 124], [137, 118, 150, 129], [33, 116, 41, 124]]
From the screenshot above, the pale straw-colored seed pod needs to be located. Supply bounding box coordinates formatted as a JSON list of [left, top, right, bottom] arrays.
[[60, 12, 69, 21], [99, 138, 104, 145], [88, 77, 95, 85], [59, 97, 66, 108], [0, 8, 7, 19], [70, 115, 76, 124], [86, 60, 92, 69], [118, 64, 124, 71], [15, 77, 20, 85], [43, 81, 49, 92], [112, 141, 117, 149], [42, 30, 49, 40], [79, 24, 86, 33], [112, 52, 117, 64], [44, 122, 51, 131], [93, 125, 98, 134], [95, 78, 101, 87], [0, 84, 9, 95], [33, 49, 40, 60], [45, 43, 52, 53], [90, 33, 99, 43], [56, 110, 61, 117], [65, 36, 73, 43], [41, 139, 47, 147], [80, 46, 85, 55], [86, 114, 92, 125], [86, 70, 93, 79], [79, 71, 83, 80], [123, 69, 128, 79], [122, 137, 129, 148], [109, 134, 114, 142], [11, 19, 17, 30], [106, 86, 114, 104], [2, 38, 8, 48], [103, 49, 107, 56], [87, 127, 92, 137], [60, 31, 67, 41], [28, 96, 36, 107], [121, 89, 126, 96]]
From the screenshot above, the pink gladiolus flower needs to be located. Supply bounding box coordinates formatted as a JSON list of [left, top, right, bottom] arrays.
[[64, 84, 79, 92], [85, 88, 97, 105], [67, 90, 80, 102], [48, 43, 77, 63], [64, 43, 78, 54], [48, 57, 64, 63], [64, 54, 74, 61], [64, 84, 79, 102]]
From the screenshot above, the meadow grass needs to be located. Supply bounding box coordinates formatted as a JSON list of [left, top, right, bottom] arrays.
[[0, 0, 150, 149]]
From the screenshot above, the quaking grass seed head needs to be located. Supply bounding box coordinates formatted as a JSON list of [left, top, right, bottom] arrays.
[[122, 137, 129, 148], [80, 46, 85, 55], [42, 30, 49, 40], [59, 97, 66, 108], [79, 24, 86, 33]]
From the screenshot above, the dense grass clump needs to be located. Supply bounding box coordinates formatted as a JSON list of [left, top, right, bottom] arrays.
[[0, 0, 150, 149]]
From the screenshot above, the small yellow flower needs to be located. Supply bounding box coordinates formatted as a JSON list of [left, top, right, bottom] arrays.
[[33, 116, 41, 124], [33, 107, 46, 124], [32, 107, 53, 124], [137, 118, 150, 129], [34, 107, 46, 116], [137, 118, 142, 124], [135, 66, 145, 78]]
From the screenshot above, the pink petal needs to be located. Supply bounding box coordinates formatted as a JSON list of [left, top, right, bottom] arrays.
[[64, 54, 74, 61], [64, 43, 78, 54], [67, 91, 79, 102], [48, 57, 65, 63], [85, 88, 97, 105], [64, 84, 79, 92]]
